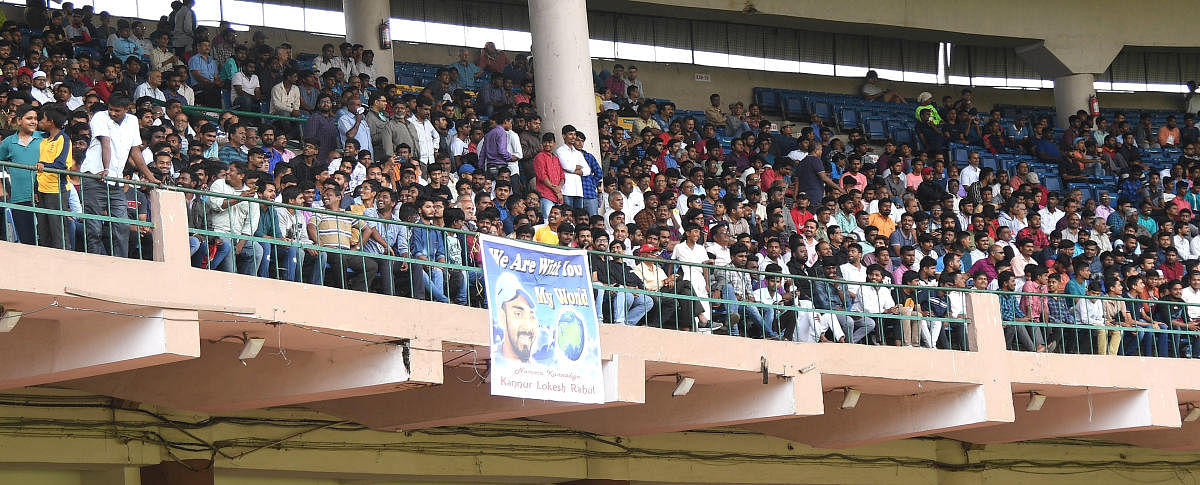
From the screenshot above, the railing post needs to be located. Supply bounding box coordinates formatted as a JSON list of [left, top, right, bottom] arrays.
[[966, 292, 1005, 354], [150, 190, 191, 268]]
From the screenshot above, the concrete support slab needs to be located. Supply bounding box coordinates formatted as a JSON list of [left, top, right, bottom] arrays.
[[942, 388, 1179, 444], [65, 340, 422, 413], [0, 309, 199, 391], [537, 371, 822, 436], [745, 384, 1007, 449], [311, 357, 642, 430]]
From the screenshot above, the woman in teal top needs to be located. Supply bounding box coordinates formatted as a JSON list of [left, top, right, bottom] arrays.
[[0, 105, 44, 244]]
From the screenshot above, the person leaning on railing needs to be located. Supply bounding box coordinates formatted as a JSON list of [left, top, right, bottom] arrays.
[[998, 271, 1048, 353], [307, 181, 390, 292], [0, 105, 43, 245]]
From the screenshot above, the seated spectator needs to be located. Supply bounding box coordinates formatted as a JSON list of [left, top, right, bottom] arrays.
[[860, 70, 904, 103]]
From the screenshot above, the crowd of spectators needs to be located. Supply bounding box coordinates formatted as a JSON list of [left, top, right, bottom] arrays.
[[3, 1, 1200, 357]]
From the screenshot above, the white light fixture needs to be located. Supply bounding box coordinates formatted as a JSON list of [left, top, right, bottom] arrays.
[[841, 387, 861, 409], [0, 305, 21, 332], [239, 335, 266, 360], [672, 375, 696, 396], [1184, 404, 1200, 422], [1026, 392, 1047, 412]]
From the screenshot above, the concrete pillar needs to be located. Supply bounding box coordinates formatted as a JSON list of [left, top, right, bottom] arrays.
[[528, 0, 600, 156], [343, 0, 395, 83], [1053, 73, 1095, 128]]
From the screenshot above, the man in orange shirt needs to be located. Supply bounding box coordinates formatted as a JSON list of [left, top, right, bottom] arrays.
[[1159, 115, 1182, 148], [868, 198, 898, 238]]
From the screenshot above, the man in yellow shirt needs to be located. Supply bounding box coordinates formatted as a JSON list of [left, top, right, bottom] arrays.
[[36, 104, 72, 249], [533, 204, 564, 245]]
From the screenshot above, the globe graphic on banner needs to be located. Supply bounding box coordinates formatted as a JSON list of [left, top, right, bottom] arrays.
[[557, 310, 586, 361]]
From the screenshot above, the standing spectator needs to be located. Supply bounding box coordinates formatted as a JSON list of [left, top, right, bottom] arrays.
[[555, 124, 588, 210], [477, 42, 508, 73], [532, 132, 564, 218], [337, 88, 371, 155], [302, 93, 338, 165], [78, 95, 158, 255], [170, 0, 196, 55]]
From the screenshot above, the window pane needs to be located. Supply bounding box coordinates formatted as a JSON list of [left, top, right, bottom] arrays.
[[193, 0, 221, 22], [834, 65, 868, 77], [589, 39, 615, 59], [139, 0, 172, 19], [798, 62, 834, 76], [465, 26, 503, 49], [614, 42, 655, 62], [304, 7, 345, 36], [873, 68, 903, 82], [223, 0, 264, 27], [262, 3, 302, 29], [503, 30, 532, 53], [391, 18, 426, 44], [654, 46, 691, 64], [764, 59, 799, 73], [693, 51, 729, 68], [93, 0, 137, 17], [728, 54, 764, 71], [424, 22, 465, 47]]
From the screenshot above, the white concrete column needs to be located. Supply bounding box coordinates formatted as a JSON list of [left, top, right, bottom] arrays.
[[528, 0, 599, 156], [343, 0, 395, 83], [1052, 73, 1095, 128]]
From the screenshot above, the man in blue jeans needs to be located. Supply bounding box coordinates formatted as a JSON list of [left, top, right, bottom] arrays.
[[410, 195, 449, 303], [713, 243, 764, 337]]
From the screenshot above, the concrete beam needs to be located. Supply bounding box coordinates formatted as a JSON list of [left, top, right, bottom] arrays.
[[537, 371, 822, 436], [1101, 419, 1200, 451], [65, 340, 423, 413], [745, 384, 1009, 449], [1015, 40, 1123, 78], [311, 356, 643, 430], [941, 388, 1179, 444], [0, 309, 199, 390]]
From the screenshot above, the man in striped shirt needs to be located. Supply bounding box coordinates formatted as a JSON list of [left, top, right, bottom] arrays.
[[307, 181, 391, 292]]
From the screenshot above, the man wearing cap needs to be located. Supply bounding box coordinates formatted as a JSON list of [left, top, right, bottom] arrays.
[[493, 272, 539, 363], [914, 92, 942, 125], [29, 71, 52, 104]]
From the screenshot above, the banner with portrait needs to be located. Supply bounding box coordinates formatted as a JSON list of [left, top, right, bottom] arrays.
[[480, 234, 603, 404]]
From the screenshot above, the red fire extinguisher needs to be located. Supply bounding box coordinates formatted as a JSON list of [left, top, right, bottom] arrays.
[[1088, 94, 1099, 117], [378, 20, 392, 50]]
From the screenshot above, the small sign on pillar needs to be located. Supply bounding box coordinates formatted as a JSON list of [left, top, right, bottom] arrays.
[[694, 73, 711, 82]]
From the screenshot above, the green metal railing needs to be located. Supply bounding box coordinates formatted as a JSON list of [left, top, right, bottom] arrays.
[[0, 160, 155, 259], [8, 160, 1200, 356]]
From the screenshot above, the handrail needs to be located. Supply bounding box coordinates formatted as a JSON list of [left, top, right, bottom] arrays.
[[2, 159, 1197, 312], [176, 103, 307, 124]]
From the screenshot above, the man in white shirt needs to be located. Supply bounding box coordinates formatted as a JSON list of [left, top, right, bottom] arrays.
[[555, 124, 588, 209], [959, 151, 981, 188], [79, 95, 159, 256], [1182, 272, 1200, 323], [29, 71, 53, 104], [1039, 193, 1064, 231], [408, 98, 439, 167], [133, 70, 166, 102], [839, 245, 867, 306], [311, 43, 340, 78], [205, 161, 262, 274], [230, 63, 260, 111]]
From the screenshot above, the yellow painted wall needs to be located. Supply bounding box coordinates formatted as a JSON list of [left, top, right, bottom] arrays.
[[0, 389, 1199, 485]]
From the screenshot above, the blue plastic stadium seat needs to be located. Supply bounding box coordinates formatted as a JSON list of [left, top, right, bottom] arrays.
[[891, 127, 914, 145], [980, 154, 999, 171], [951, 147, 969, 165], [756, 88, 781, 115], [783, 95, 808, 121], [811, 101, 832, 121], [864, 117, 886, 140], [1043, 175, 1063, 192], [838, 107, 859, 131]]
